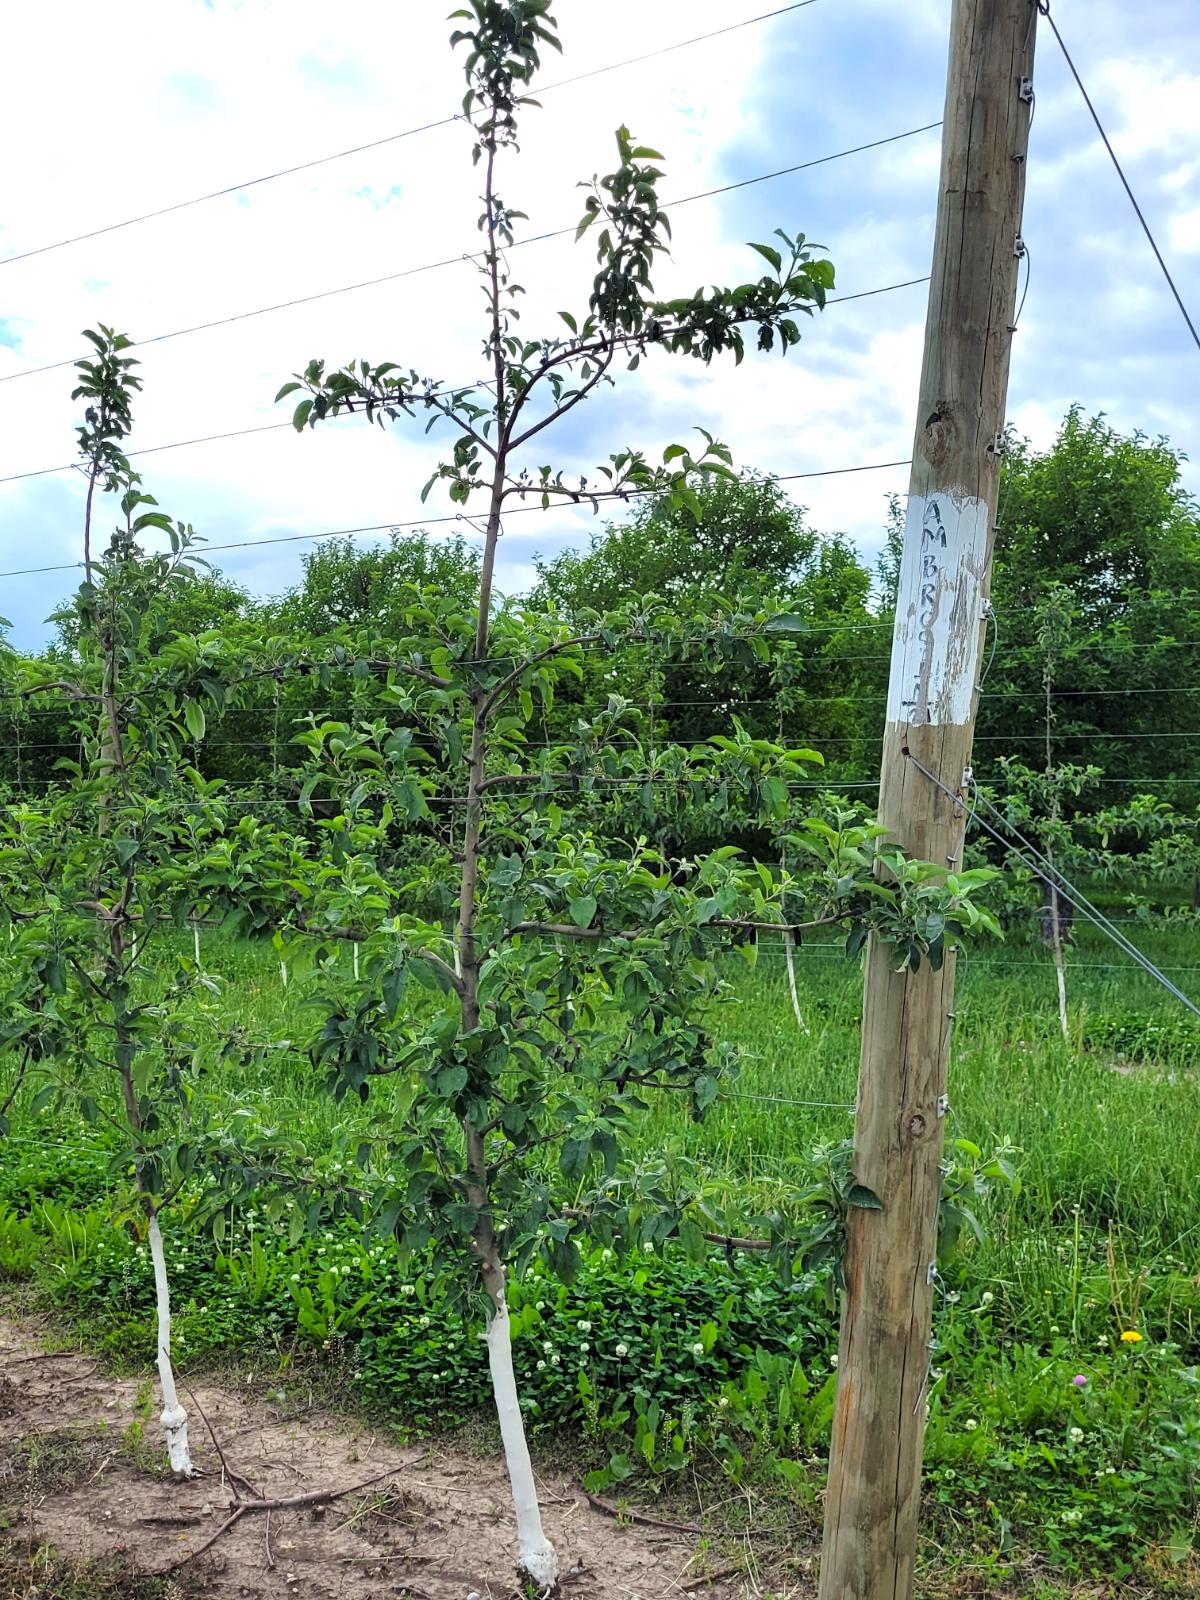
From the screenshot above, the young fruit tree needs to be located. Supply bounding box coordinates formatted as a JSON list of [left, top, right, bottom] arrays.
[[275, 2, 1000, 1584], [0, 332, 297, 1476]]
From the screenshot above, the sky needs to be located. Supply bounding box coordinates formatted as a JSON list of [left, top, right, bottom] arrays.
[[0, 0, 1197, 651]]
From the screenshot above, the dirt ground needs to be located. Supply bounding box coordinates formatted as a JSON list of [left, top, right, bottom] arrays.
[[0, 1314, 761, 1600]]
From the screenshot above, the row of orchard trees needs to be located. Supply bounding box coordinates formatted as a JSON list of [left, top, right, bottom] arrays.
[[6, 424, 1197, 928], [0, 0, 1169, 1586]]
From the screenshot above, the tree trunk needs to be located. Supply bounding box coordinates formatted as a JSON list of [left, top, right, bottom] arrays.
[[783, 928, 807, 1034], [146, 1210, 193, 1475], [1040, 862, 1070, 1040], [486, 1282, 558, 1588], [1038, 873, 1073, 949]]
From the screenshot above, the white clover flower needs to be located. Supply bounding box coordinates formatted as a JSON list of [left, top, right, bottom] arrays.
[[615, 1343, 628, 1358], [717, 1396, 730, 1409], [601, 1248, 613, 1261], [536, 1360, 546, 1371], [550, 1354, 561, 1367], [980, 1290, 994, 1306], [830, 1354, 839, 1369], [542, 1340, 554, 1354], [964, 1418, 978, 1431], [580, 1342, 590, 1354], [1069, 1427, 1084, 1443], [536, 1300, 546, 1311], [691, 1342, 705, 1358], [643, 1242, 654, 1254], [419, 1315, 431, 1329], [578, 1321, 592, 1334]]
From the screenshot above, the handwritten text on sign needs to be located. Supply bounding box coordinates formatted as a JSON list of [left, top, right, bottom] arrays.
[[885, 490, 989, 726]]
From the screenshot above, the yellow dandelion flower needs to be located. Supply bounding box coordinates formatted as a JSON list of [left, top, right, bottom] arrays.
[[1119, 1330, 1143, 1344]]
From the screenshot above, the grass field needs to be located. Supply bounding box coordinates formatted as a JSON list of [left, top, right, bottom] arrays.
[[3, 921, 1200, 1589]]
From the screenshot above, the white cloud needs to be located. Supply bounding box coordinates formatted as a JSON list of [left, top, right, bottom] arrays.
[[0, 0, 1196, 648]]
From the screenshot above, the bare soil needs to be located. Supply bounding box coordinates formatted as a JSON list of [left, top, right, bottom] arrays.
[[0, 1314, 756, 1600]]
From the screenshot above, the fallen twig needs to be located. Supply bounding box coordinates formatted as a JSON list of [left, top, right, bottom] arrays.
[[6, 1351, 83, 1366], [150, 1463, 403, 1574], [237, 1464, 399, 1513], [182, 1380, 261, 1501], [681, 1564, 742, 1591], [580, 1488, 703, 1535], [157, 1505, 247, 1573]]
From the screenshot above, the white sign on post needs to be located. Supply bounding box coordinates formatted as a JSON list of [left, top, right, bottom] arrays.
[[886, 489, 990, 728]]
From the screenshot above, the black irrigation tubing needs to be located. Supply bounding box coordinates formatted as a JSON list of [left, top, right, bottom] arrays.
[[0, 2, 824, 270]]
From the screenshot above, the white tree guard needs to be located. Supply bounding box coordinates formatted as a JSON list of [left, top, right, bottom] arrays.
[[486, 1298, 558, 1588], [146, 1211, 194, 1475]]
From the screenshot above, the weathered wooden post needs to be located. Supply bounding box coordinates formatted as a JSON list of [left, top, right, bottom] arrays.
[[817, 4, 1037, 1597]]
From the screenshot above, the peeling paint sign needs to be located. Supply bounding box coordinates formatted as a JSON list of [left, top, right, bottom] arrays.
[[886, 490, 989, 726]]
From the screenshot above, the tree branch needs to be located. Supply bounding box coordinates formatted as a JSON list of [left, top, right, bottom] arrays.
[[506, 921, 652, 942], [17, 679, 100, 703], [481, 632, 602, 717], [506, 339, 617, 452]]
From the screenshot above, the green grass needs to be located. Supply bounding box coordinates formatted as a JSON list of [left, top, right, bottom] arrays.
[[2, 921, 1200, 1582]]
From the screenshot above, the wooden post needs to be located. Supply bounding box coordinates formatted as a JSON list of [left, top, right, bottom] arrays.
[[817, 4, 1037, 1598]]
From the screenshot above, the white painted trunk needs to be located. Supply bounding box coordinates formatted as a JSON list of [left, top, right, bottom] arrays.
[[146, 1212, 194, 1475], [353, 942, 360, 981], [486, 1298, 558, 1588], [1053, 934, 1069, 1040], [192, 921, 201, 967], [280, 960, 288, 989], [783, 928, 808, 1033]]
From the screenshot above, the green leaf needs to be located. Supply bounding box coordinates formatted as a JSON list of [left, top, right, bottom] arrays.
[[435, 1064, 468, 1097], [569, 895, 597, 929], [560, 1136, 590, 1181], [183, 700, 206, 742], [678, 1218, 706, 1262], [847, 1184, 882, 1210], [748, 241, 783, 273]]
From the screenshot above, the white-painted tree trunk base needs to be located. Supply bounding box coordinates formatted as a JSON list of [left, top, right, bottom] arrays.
[[486, 1299, 558, 1589], [146, 1212, 194, 1476], [1054, 941, 1069, 1039], [783, 929, 808, 1034]]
